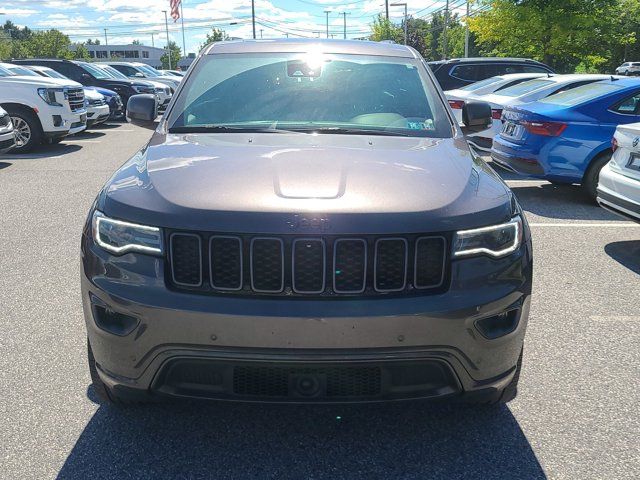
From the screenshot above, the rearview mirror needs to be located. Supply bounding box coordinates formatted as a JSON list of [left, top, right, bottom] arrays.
[[461, 101, 492, 135], [126, 94, 157, 129]]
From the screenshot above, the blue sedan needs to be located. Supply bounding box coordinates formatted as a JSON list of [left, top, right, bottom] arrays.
[[491, 77, 640, 200]]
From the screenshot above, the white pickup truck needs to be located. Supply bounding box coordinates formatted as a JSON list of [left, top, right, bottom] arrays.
[[0, 64, 87, 153]]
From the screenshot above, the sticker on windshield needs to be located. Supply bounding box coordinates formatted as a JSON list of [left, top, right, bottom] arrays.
[[407, 119, 435, 131]]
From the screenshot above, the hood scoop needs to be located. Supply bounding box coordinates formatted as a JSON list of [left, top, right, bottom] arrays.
[[273, 154, 347, 199]]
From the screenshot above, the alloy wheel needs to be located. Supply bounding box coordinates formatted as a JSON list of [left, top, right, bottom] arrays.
[[12, 116, 31, 147]]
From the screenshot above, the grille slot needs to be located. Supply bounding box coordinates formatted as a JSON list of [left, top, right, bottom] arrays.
[[250, 238, 284, 293], [333, 239, 367, 293], [374, 238, 408, 292], [233, 366, 381, 397], [209, 236, 243, 291], [292, 239, 326, 294], [170, 233, 202, 286], [414, 237, 446, 289]]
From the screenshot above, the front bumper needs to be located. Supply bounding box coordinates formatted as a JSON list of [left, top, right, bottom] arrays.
[[597, 162, 640, 222], [86, 105, 110, 126], [82, 230, 532, 403]]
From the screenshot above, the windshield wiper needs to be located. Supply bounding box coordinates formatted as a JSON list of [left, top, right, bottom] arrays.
[[291, 126, 413, 137], [168, 125, 289, 134]]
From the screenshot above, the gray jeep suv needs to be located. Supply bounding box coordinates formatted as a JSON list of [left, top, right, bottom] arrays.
[[82, 39, 532, 405]]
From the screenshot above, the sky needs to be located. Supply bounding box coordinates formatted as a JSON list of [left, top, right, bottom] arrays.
[[1, 0, 469, 56]]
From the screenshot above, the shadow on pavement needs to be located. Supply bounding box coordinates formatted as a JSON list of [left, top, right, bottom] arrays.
[[93, 122, 126, 129], [57, 388, 546, 480], [509, 184, 620, 221], [4, 143, 82, 159], [0, 161, 11, 170], [605, 240, 640, 274], [70, 130, 106, 139]]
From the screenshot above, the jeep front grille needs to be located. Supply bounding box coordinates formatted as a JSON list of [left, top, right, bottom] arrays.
[[168, 232, 448, 297]]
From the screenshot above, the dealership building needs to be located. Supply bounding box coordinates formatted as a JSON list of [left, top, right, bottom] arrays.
[[81, 44, 166, 69]]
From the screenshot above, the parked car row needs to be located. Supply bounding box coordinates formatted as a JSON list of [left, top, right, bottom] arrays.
[[440, 67, 640, 220], [0, 59, 183, 153]]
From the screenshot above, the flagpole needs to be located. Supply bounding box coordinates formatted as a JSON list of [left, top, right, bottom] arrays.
[[180, 0, 186, 58]]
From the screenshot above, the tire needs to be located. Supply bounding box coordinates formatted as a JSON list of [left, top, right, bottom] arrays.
[[4, 106, 43, 153], [582, 151, 612, 202]]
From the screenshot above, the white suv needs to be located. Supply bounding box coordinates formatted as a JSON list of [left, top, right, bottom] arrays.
[[0, 65, 87, 153], [615, 62, 640, 75]]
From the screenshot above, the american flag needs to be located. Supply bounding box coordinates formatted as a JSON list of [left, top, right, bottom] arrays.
[[170, 0, 181, 22]]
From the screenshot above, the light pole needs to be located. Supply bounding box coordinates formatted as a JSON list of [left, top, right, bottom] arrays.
[[162, 10, 172, 69], [251, 0, 256, 39], [103, 28, 108, 46], [464, 0, 470, 58], [180, 0, 186, 57], [443, 0, 449, 59], [341, 12, 350, 39], [324, 10, 330, 38], [390, 3, 407, 45], [259, 29, 263, 39]]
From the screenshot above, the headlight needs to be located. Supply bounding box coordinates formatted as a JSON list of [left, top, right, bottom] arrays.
[[453, 216, 522, 258], [37, 87, 63, 106], [92, 210, 163, 255], [132, 84, 150, 93]]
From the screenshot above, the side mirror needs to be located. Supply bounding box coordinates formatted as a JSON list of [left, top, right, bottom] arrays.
[[81, 73, 92, 81], [133, 72, 145, 78], [461, 101, 492, 134], [126, 94, 157, 129]]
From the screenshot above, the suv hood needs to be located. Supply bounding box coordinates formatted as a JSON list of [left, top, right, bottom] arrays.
[[0, 75, 82, 88], [100, 133, 513, 234]]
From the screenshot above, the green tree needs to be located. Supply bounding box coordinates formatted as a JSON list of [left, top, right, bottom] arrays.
[[200, 27, 230, 49], [370, 14, 403, 43], [469, 0, 622, 72], [132, 39, 142, 45], [160, 40, 182, 69], [86, 38, 101, 45], [23, 29, 74, 59], [73, 42, 91, 60]]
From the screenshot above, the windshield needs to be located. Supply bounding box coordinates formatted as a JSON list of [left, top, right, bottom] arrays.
[[459, 76, 503, 92], [39, 68, 68, 79], [137, 65, 160, 77], [167, 52, 451, 138], [496, 79, 555, 97], [0, 65, 16, 77], [78, 62, 110, 79], [7, 65, 40, 77], [98, 64, 128, 79], [540, 82, 622, 106]]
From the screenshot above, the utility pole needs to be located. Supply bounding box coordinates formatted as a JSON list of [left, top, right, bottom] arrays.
[[391, 3, 407, 45], [162, 10, 172, 69], [103, 28, 108, 46], [443, 0, 449, 60], [464, 0, 470, 57], [251, 0, 256, 39], [385, 0, 389, 20], [324, 10, 330, 38], [260, 29, 263, 39], [341, 12, 349, 39], [180, 0, 186, 57], [151, 33, 154, 47]]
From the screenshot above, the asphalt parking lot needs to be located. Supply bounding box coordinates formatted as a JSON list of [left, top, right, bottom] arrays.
[[0, 122, 638, 480]]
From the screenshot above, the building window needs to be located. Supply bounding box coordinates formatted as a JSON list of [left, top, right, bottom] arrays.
[[96, 51, 108, 58], [89, 51, 95, 58], [142, 51, 149, 58]]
